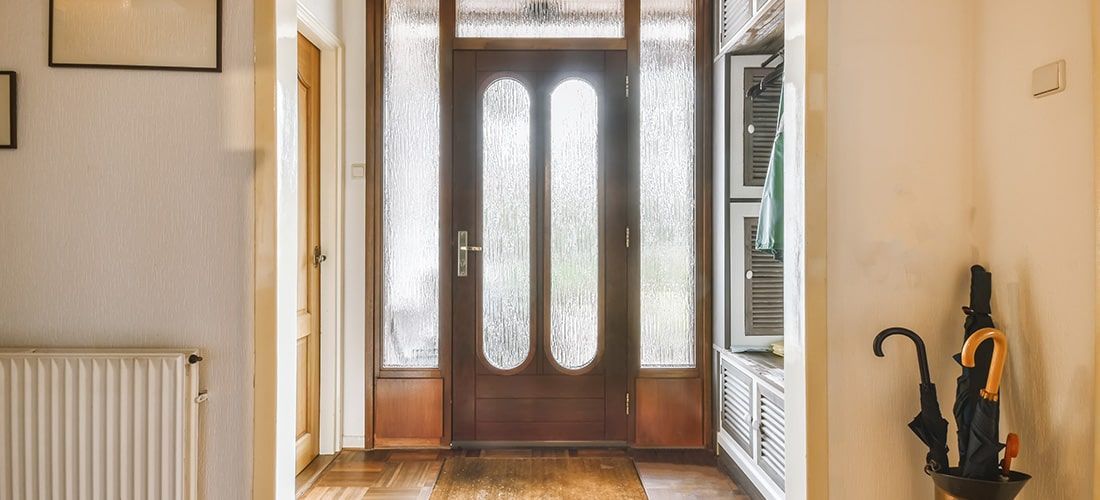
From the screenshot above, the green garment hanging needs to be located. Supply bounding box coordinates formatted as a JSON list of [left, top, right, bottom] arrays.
[[755, 90, 783, 261]]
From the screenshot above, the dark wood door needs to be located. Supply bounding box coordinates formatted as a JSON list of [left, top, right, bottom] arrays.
[[453, 51, 629, 443]]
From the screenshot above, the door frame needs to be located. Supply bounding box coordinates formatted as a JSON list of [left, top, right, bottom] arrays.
[[298, 4, 346, 457], [362, 0, 715, 451]]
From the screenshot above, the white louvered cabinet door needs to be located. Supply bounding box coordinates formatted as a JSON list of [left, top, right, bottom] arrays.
[[720, 357, 755, 455], [757, 384, 786, 488]]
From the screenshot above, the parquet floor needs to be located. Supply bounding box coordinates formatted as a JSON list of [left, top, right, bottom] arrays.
[[299, 448, 749, 499]]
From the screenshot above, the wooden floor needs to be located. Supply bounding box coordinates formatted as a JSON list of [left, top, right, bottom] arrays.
[[299, 448, 749, 499]]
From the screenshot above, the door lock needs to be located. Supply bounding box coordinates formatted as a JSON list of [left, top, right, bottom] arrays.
[[313, 246, 327, 268]]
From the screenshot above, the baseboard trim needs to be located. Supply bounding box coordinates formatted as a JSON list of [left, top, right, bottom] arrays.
[[341, 435, 366, 449]]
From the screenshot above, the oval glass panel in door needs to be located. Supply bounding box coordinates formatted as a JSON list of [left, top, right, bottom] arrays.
[[548, 78, 600, 371], [481, 77, 534, 372]]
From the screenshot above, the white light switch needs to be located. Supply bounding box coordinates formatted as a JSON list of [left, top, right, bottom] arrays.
[[351, 163, 366, 178], [1032, 60, 1066, 97]]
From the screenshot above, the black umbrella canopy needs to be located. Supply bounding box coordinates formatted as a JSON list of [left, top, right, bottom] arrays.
[[962, 397, 1003, 479], [955, 265, 995, 471], [873, 327, 950, 472], [960, 328, 1008, 480]]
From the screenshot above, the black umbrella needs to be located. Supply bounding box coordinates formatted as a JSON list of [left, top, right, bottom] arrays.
[[959, 328, 1008, 480], [954, 265, 995, 472], [873, 327, 950, 472]]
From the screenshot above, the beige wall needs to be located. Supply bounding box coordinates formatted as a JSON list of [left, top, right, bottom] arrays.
[[820, 0, 1096, 498], [825, 1, 977, 497], [973, 0, 1096, 498], [0, 1, 255, 499]]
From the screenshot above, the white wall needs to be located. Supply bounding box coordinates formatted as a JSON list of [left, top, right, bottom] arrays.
[[300, 0, 343, 38], [0, 1, 255, 499], [825, 0, 977, 497], [340, 0, 369, 449], [972, 1, 1096, 497]]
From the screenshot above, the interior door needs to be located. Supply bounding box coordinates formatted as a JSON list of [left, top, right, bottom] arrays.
[[295, 33, 322, 473], [452, 51, 629, 443]]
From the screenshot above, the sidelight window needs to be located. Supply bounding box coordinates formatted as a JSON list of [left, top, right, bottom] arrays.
[[639, 0, 698, 369], [381, 0, 442, 369]]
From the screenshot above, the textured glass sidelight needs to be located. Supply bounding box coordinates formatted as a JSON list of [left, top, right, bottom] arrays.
[[382, 0, 441, 369], [548, 79, 601, 371], [481, 78, 533, 371], [456, 0, 625, 38], [639, 0, 697, 368]]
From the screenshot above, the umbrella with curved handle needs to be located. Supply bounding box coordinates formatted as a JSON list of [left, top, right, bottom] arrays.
[[959, 328, 1009, 479], [873, 327, 950, 472], [874, 327, 932, 384]]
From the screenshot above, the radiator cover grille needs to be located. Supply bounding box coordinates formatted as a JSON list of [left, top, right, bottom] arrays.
[[0, 350, 199, 500]]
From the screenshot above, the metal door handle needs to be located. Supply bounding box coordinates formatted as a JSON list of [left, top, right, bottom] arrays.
[[457, 231, 481, 277]]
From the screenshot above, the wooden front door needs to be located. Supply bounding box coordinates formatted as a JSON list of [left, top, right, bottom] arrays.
[[452, 51, 629, 443], [295, 33, 322, 473]]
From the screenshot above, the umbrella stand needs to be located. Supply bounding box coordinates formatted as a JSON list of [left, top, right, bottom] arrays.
[[931, 469, 1031, 500]]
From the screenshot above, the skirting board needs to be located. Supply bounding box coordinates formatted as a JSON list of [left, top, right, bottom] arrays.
[[342, 435, 366, 449]]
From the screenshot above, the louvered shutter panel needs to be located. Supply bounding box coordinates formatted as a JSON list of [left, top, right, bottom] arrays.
[[758, 385, 786, 487], [720, 0, 754, 48], [721, 359, 754, 454], [744, 218, 783, 336], [743, 67, 782, 187]]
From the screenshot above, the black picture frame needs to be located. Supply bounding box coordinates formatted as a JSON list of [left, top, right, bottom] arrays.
[[48, 0, 223, 73], [0, 71, 15, 150]]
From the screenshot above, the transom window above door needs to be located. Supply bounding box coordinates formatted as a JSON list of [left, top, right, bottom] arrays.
[[456, 0, 625, 38]]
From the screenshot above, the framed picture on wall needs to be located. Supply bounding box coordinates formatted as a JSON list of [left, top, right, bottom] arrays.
[[49, 0, 222, 72], [0, 72, 15, 149]]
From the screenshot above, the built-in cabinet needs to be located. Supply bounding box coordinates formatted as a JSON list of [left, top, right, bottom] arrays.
[[716, 350, 785, 499], [713, 0, 787, 497]]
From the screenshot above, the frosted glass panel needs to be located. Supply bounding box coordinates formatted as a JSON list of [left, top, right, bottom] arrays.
[[382, 0, 441, 369], [456, 0, 625, 38], [639, 0, 696, 368], [548, 79, 600, 371], [481, 78, 533, 371]]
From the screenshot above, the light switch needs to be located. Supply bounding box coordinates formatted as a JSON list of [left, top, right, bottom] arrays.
[[351, 163, 366, 178], [1032, 60, 1066, 98]]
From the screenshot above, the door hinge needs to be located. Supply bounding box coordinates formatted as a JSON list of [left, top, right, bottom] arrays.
[[626, 392, 631, 415], [625, 75, 630, 98], [625, 226, 630, 248], [313, 245, 327, 268]]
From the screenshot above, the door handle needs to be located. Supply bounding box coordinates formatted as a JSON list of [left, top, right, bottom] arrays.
[[457, 230, 481, 277]]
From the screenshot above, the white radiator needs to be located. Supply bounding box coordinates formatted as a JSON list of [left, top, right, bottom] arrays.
[[0, 349, 201, 500]]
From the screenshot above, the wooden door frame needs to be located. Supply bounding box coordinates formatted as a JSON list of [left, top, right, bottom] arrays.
[[364, 0, 714, 450], [298, 5, 346, 457]]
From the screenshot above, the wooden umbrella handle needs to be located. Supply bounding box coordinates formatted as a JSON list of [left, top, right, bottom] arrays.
[[1001, 433, 1020, 475], [960, 328, 1008, 400]]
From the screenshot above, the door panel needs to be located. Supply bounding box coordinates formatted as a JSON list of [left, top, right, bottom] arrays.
[[453, 50, 628, 443], [295, 34, 322, 473]]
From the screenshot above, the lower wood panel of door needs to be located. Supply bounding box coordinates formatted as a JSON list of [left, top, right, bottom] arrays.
[[475, 422, 606, 441], [476, 398, 605, 423], [634, 378, 704, 448], [374, 378, 444, 447]]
